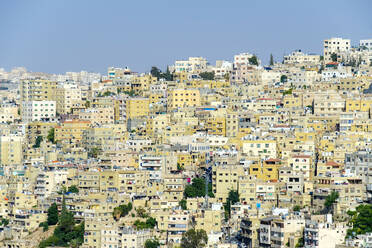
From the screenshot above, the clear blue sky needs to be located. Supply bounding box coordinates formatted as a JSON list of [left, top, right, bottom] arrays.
[[0, 0, 371, 74]]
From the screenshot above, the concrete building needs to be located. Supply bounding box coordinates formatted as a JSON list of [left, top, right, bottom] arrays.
[[304, 215, 347, 248], [173, 57, 208, 74], [360, 39, 372, 51], [345, 150, 372, 201], [0, 135, 24, 166], [21, 101, 56, 123], [323, 38, 351, 62], [284, 50, 320, 65]]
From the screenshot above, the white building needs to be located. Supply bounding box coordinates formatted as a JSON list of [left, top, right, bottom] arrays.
[[211, 60, 233, 78], [304, 215, 347, 248], [173, 57, 208, 74], [56, 82, 82, 114], [360, 39, 372, 51], [321, 64, 352, 81], [284, 50, 320, 64], [323, 37, 351, 62], [107, 67, 132, 79], [346, 233, 372, 248], [233, 53, 260, 67], [289, 69, 320, 86], [21, 101, 56, 123], [139, 155, 163, 181]]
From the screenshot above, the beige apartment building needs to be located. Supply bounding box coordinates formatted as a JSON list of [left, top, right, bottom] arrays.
[[0, 135, 24, 166], [167, 88, 201, 109], [323, 37, 351, 62]]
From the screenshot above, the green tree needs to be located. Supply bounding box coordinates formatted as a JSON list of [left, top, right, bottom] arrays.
[[70, 238, 80, 248], [47, 128, 55, 144], [179, 199, 187, 210], [47, 203, 59, 225], [102, 91, 114, 97], [39, 235, 60, 248], [199, 72, 215, 80], [224, 73, 230, 82], [248, 55, 259, 66], [324, 191, 339, 213], [89, 147, 101, 158], [39, 221, 49, 231], [283, 88, 293, 96], [331, 53, 338, 62], [133, 217, 157, 229], [177, 163, 184, 172], [0, 218, 9, 226], [280, 75, 288, 83], [145, 239, 160, 248], [136, 207, 148, 218], [162, 66, 173, 81], [151, 66, 162, 78], [54, 197, 75, 243], [295, 237, 304, 248], [270, 54, 274, 66], [293, 205, 301, 212], [319, 64, 325, 73], [85, 100, 91, 108], [184, 178, 213, 198], [39, 198, 84, 247], [67, 185, 79, 194], [146, 217, 157, 228], [113, 202, 133, 220], [224, 190, 239, 220], [33, 136, 43, 148], [346, 204, 372, 238], [181, 228, 208, 248], [123, 89, 136, 96]]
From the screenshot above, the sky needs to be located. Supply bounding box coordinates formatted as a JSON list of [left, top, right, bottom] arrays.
[[0, 0, 371, 74]]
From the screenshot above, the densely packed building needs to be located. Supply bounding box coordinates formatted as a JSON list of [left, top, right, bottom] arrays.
[[0, 37, 372, 248]]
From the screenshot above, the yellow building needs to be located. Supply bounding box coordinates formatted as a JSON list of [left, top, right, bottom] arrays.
[[55, 120, 91, 144], [78, 107, 115, 125], [283, 94, 302, 109], [167, 89, 201, 109], [338, 78, 370, 92], [206, 117, 226, 136], [56, 83, 82, 114], [345, 98, 372, 112], [126, 97, 150, 119], [288, 155, 313, 180], [83, 124, 126, 151], [146, 114, 170, 136], [0, 104, 19, 123], [0, 135, 24, 166], [249, 158, 282, 181], [213, 165, 245, 202], [177, 153, 192, 170], [149, 93, 164, 104], [194, 208, 224, 233], [173, 71, 188, 83], [131, 74, 157, 93], [26, 121, 57, 144], [20, 79, 57, 102]]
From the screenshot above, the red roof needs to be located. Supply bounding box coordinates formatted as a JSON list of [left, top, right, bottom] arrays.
[[326, 161, 340, 167], [265, 158, 281, 162]]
